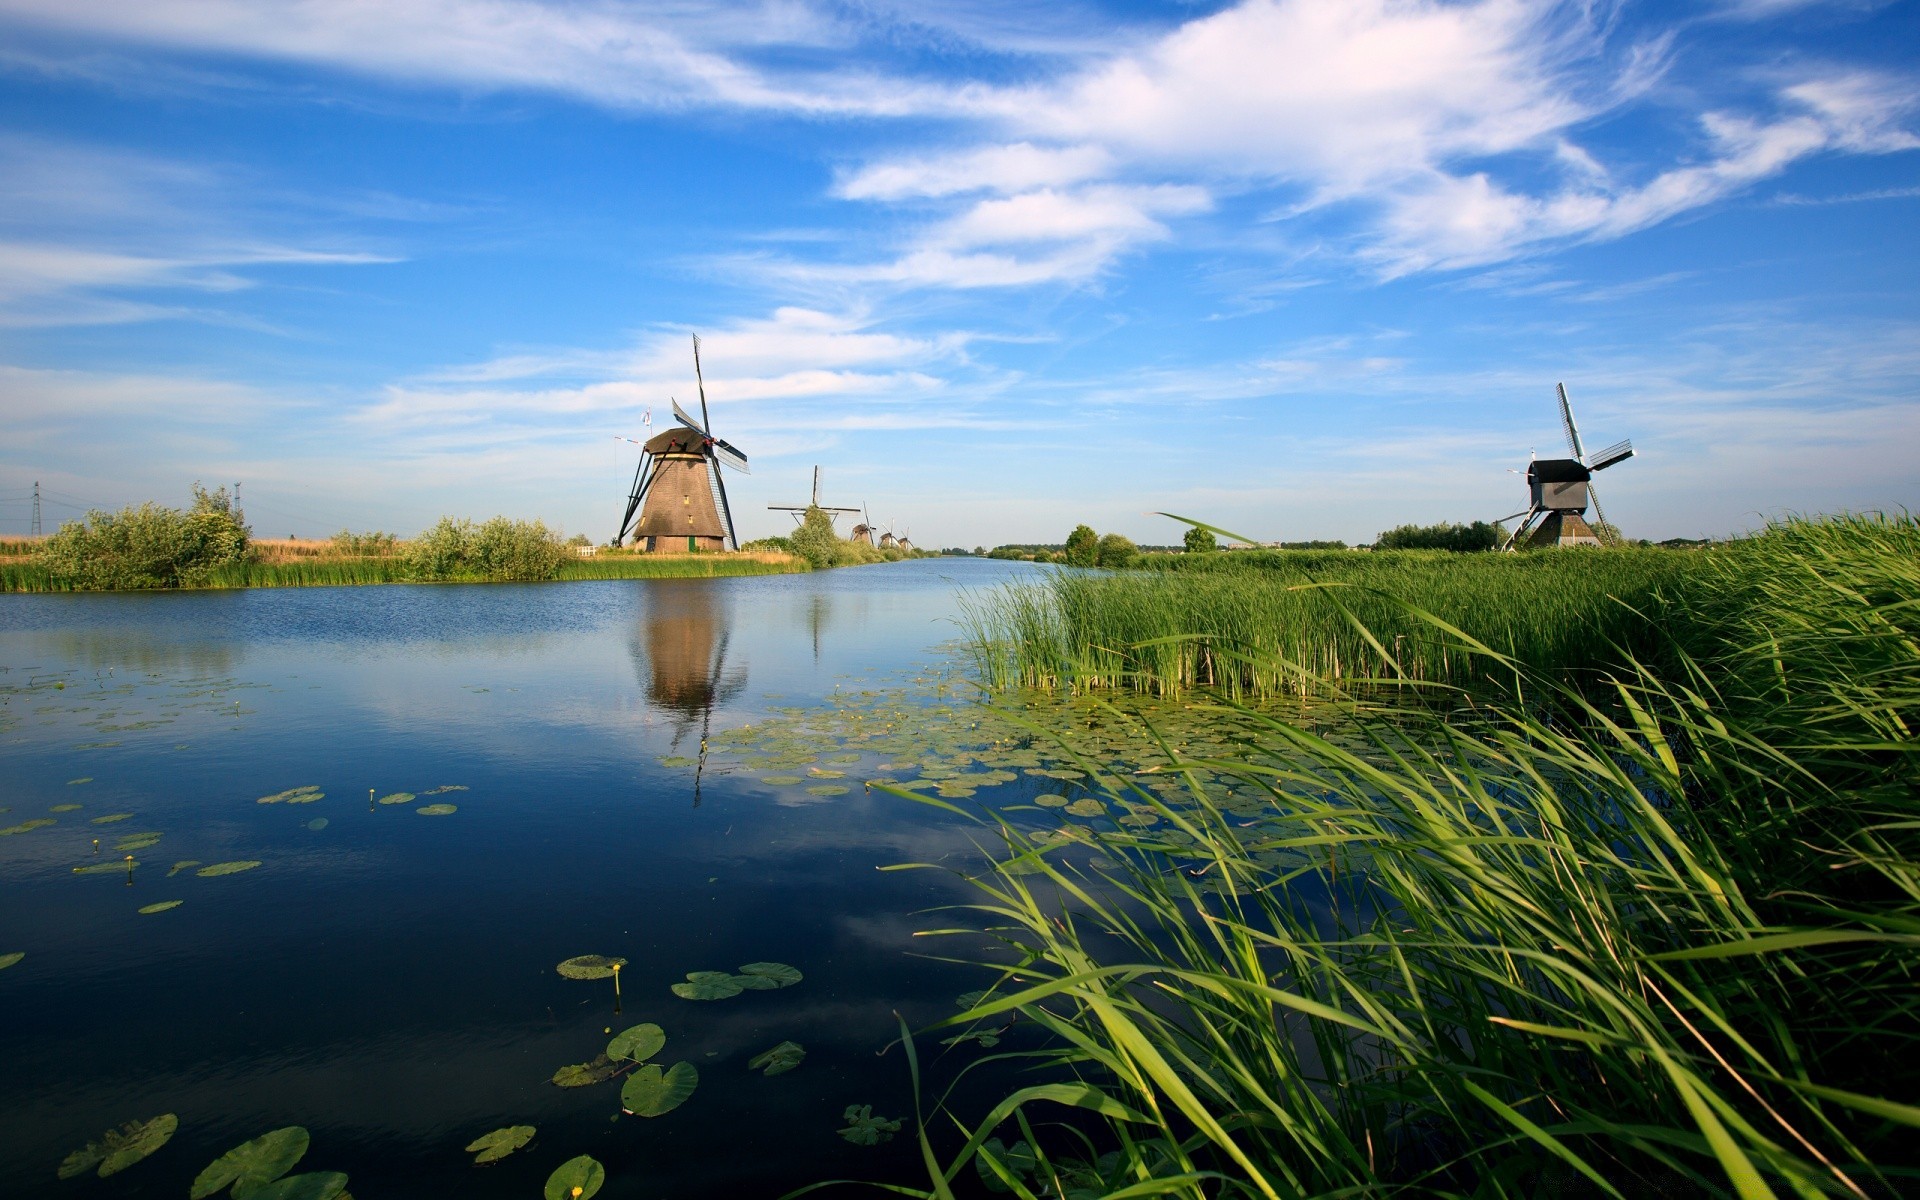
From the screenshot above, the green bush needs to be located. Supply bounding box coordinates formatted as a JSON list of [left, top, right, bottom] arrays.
[[1063, 524, 1098, 567], [1094, 532, 1137, 568], [331, 529, 399, 556], [403, 516, 568, 581], [789, 506, 841, 569], [1182, 524, 1218, 553], [1374, 519, 1504, 551], [38, 484, 251, 589]]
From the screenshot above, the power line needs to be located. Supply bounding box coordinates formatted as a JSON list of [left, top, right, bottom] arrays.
[[31, 481, 40, 536]]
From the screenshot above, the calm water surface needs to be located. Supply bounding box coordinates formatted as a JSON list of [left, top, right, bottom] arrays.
[[0, 559, 1043, 1198]]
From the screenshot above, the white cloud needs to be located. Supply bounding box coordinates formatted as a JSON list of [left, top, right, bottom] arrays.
[[834, 142, 1112, 200]]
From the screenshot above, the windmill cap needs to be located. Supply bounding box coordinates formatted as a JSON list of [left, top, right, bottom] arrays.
[[1529, 457, 1590, 483]]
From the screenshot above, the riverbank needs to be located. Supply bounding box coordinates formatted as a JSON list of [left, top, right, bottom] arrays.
[[0, 548, 809, 591]]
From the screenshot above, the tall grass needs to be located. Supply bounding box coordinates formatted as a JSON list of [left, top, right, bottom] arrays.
[[884, 513, 1916, 1200], [960, 547, 1693, 698], [559, 551, 809, 580]]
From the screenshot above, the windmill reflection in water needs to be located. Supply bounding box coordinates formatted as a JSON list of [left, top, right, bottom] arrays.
[[630, 582, 745, 805]]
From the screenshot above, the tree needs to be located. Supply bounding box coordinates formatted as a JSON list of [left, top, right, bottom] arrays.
[[789, 505, 840, 569], [1374, 521, 1503, 552], [39, 483, 252, 589], [1063, 524, 1099, 567], [1182, 525, 1218, 554], [1095, 532, 1137, 569]]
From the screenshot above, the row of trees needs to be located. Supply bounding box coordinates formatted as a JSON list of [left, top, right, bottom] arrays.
[[747, 507, 919, 569]]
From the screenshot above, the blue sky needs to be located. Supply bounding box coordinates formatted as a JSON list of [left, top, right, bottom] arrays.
[[0, 0, 1915, 547]]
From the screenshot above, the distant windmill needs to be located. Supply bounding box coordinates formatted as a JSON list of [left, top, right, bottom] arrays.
[[877, 519, 898, 550], [768, 466, 861, 530], [1499, 383, 1635, 550], [849, 504, 876, 547], [895, 525, 913, 554], [615, 338, 750, 552]]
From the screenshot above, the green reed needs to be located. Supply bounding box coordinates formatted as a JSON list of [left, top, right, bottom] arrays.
[[882, 513, 1915, 1200], [961, 547, 1694, 698], [557, 553, 809, 580]]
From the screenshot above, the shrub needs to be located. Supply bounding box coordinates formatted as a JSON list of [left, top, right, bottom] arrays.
[[1374, 519, 1504, 551], [403, 516, 568, 581], [1063, 524, 1098, 567], [789, 506, 841, 569], [38, 483, 251, 589], [1183, 524, 1218, 553], [331, 529, 399, 556], [741, 535, 796, 554], [1095, 532, 1137, 569]]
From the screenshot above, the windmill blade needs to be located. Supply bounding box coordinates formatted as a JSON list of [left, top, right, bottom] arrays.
[[1557, 382, 1585, 461], [1588, 438, 1634, 472], [692, 334, 712, 434], [1492, 509, 1532, 525], [617, 453, 657, 545], [711, 438, 749, 475], [671, 397, 705, 433], [712, 461, 740, 551]]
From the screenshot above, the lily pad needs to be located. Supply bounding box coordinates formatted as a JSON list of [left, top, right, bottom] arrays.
[[838, 1105, 901, 1146], [139, 900, 184, 914], [606, 1023, 665, 1063], [67, 778, 93, 785], [91, 813, 134, 824], [416, 803, 457, 816], [306, 818, 328, 831], [555, 955, 625, 980], [168, 860, 202, 876], [620, 1061, 698, 1116], [375, 792, 413, 805], [465, 1125, 535, 1165], [543, 1155, 605, 1200], [198, 860, 262, 877], [550, 1056, 619, 1088], [232, 1170, 347, 1200], [671, 971, 742, 1000], [73, 860, 137, 875], [258, 786, 323, 805], [1, 818, 57, 835], [736, 961, 802, 989], [760, 775, 803, 786], [50, 802, 83, 813], [190, 1126, 309, 1198], [115, 832, 163, 852], [1065, 798, 1105, 817], [746, 1041, 805, 1076], [59, 1113, 178, 1179], [0, 951, 22, 970], [805, 785, 850, 796], [423, 784, 468, 794]]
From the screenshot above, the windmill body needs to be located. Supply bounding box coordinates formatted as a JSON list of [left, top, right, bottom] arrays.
[[615, 336, 750, 553], [1500, 383, 1635, 551]]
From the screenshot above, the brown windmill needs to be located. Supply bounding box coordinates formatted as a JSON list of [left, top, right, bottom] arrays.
[[615, 335, 750, 552], [1499, 383, 1635, 550]]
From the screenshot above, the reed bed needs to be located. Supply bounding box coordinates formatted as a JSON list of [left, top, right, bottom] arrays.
[[886, 513, 1917, 1200], [559, 551, 808, 580], [960, 547, 1693, 698]]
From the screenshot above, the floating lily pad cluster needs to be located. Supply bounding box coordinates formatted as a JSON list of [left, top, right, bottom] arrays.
[[57, 1113, 177, 1179], [838, 1105, 901, 1146], [257, 785, 324, 805], [555, 954, 625, 980], [670, 961, 802, 1000], [189, 1124, 349, 1199]]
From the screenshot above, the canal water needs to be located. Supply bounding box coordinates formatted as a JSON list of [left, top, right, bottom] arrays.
[[0, 559, 1047, 1198]]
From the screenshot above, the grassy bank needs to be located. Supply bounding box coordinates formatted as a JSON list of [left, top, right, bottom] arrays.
[[1, 550, 807, 591], [887, 513, 1917, 1199], [960, 544, 1696, 698]]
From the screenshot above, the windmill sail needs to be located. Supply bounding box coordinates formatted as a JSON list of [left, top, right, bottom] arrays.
[[1588, 438, 1634, 472], [1557, 382, 1584, 461], [672, 398, 704, 432]]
